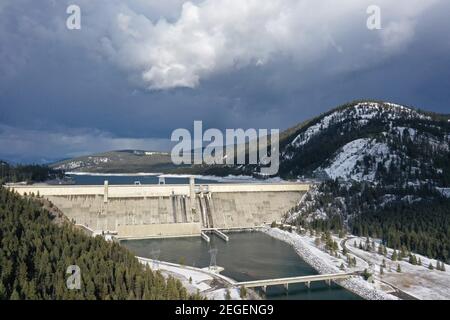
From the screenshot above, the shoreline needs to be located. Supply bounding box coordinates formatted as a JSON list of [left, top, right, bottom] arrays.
[[262, 227, 397, 300], [64, 172, 288, 183], [136, 257, 260, 300], [65, 171, 162, 176]]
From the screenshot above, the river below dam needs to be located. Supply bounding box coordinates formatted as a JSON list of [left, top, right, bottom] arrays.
[[122, 232, 361, 300]]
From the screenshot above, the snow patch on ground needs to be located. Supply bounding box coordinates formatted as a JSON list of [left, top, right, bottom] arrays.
[[207, 288, 241, 300], [437, 188, 450, 198], [262, 228, 397, 300], [347, 237, 450, 300], [285, 185, 329, 222], [289, 102, 430, 149], [137, 257, 243, 300], [317, 138, 391, 182]]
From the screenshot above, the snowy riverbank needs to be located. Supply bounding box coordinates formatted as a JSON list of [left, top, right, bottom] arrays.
[[137, 257, 250, 300], [262, 227, 397, 300]]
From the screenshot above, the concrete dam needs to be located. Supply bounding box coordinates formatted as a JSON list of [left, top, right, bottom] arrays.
[[9, 179, 310, 239]]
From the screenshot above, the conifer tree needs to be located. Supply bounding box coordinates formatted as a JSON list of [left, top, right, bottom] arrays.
[[239, 286, 247, 299], [378, 245, 384, 255], [391, 250, 398, 261]]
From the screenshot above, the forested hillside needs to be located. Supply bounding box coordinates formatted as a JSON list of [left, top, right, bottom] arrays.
[[277, 101, 450, 262], [288, 181, 450, 261], [0, 161, 63, 184], [279, 101, 450, 181], [0, 186, 198, 300]]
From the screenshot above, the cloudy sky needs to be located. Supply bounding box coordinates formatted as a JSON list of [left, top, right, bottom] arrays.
[[1, 0, 449, 163]]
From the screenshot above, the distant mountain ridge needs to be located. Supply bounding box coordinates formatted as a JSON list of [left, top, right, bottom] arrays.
[[272, 100, 450, 261], [276, 100, 450, 186], [51, 100, 450, 184], [50, 150, 176, 173]]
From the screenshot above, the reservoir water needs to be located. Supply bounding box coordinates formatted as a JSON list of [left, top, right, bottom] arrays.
[[122, 232, 361, 300], [67, 174, 220, 185]]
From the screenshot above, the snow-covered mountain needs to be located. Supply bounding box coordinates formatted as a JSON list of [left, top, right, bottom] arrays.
[[276, 101, 450, 261], [278, 101, 450, 187]]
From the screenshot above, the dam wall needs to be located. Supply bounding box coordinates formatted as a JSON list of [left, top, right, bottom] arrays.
[[8, 182, 309, 238]]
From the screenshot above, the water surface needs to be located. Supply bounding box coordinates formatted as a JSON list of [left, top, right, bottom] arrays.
[[122, 232, 361, 300], [68, 174, 219, 185]]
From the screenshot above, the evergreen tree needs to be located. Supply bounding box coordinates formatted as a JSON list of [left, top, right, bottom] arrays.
[[400, 246, 407, 259], [362, 269, 372, 280], [391, 250, 398, 261], [239, 286, 247, 299], [225, 289, 232, 300], [10, 290, 20, 300], [378, 245, 384, 255], [397, 264, 402, 273]]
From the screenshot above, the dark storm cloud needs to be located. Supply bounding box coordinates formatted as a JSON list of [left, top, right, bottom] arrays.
[[0, 0, 449, 162]]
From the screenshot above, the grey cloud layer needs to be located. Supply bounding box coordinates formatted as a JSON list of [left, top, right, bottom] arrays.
[[1, 0, 439, 89], [1, 0, 449, 162], [74, 0, 439, 89]]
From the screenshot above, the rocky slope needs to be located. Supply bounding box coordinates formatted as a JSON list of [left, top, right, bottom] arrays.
[[278, 101, 450, 184], [275, 101, 450, 261]]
